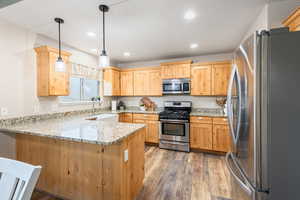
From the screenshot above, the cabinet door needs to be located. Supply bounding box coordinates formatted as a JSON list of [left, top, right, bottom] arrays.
[[112, 70, 120, 96], [133, 71, 149, 96], [191, 65, 212, 95], [104, 69, 120, 96], [49, 52, 70, 96], [120, 71, 134, 96], [161, 65, 173, 79], [212, 124, 231, 152], [119, 113, 133, 123], [212, 64, 231, 96], [174, 64, 191, 78], [190, 123, 213, 150], [146, 121, 159, 144], [148, 70, 162, 96]]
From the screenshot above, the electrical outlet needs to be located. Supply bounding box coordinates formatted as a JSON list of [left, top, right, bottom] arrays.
[[1, 107, 8, 116], [124, 149, 128, 162]]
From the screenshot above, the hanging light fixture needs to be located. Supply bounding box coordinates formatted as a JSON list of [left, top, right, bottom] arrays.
[[99, 4, 110, 68], [54, 17, 65, 72]]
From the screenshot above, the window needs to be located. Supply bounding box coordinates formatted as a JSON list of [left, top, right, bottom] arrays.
[[60, 77, 100, 102]]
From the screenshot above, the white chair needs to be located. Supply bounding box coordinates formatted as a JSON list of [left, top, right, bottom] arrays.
[[0, 157, 41, 200]]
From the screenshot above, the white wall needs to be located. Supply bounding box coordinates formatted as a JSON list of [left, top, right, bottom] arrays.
[[0, 18, 111, 119], [118, 53, 233, 68]]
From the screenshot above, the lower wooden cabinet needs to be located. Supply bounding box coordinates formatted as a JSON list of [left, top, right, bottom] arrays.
[[190, 117, 231, 153], [120, 113, 159, 144], [190, 123, 212, 150], [212, 124, 231, 152]]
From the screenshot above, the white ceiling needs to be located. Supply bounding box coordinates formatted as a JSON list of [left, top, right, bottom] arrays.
[[0, 0, 268, 63]]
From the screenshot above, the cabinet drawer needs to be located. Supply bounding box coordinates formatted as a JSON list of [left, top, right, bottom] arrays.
[[119, 113, 133, 123], [213, 117, 228, 125], [133, 113, 159, 121], [190, 116, 212, 124]]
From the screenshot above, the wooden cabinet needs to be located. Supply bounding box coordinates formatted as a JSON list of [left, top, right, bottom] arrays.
[[212, 63, 231, 96], [103, 67, 120, 96], [133, 69, 162, 96], [34, 46, 71, 96], [282, 7, 300, 32], [191, 61, 231, 96], [191, 64, 212, 95], [119, 113, 133, 123], [161, 60, 192, 79], [190, 116, 231, 153], [120, 71, 134, 96], [190, 123, 213, 150], [133, 114, 159, 144], [213, 124, 231, 152]]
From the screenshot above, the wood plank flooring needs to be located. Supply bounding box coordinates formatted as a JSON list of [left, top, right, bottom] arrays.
[[31, 146, 232, 200]]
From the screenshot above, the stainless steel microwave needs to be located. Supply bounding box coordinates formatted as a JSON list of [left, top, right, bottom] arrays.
[[162, 79, 190, 95]]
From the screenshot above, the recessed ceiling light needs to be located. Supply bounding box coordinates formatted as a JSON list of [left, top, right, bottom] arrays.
[[123, 52, 131, 57], [184, 10, 196, 20], [87, 32, 96, 37], [190, 43, 199, 49]]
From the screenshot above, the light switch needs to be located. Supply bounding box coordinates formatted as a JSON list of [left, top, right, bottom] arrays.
[[1, 107, 8, 116], [124, 149, 128, 162]]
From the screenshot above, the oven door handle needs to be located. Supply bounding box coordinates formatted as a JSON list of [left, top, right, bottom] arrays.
[[160, 119, 189, 123]]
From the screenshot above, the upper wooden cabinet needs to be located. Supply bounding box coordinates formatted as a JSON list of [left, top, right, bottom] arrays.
[[133, 68, 162, 96], [191, 61, 231, 96], [120, 71, 134, 96], [103, 67, 120, 96], [161, 60, 192, 79], [212, 62, 231, 96], [191, 64, 212, 96], [282, 7, 300, 32], [34, 46, 71, 97]]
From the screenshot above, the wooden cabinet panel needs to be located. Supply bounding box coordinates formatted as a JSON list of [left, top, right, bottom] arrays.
[[146, 121, 159, 144], [104, 68, 120, 96], [133, 71, 149, 96], [133, 113, 159, 121], [119, 113, 133, 123], [190, 116, 213, 124], [35, 46, 71, 96], [191, 65, 212, 95], [190, 123, 213, 150], [212, 124, 231, 152], [173, 64, 191, 78], [213, 117, 228, 125], [120, 71, 134, 96], [161, 65, 173, 79], [148, 70, 162, 96], [282, 7, 300, 32], [212, 63, 231, 96]]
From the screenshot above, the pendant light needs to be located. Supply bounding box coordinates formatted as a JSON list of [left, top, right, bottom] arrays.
[[99, 4, 110, 68], [54, 17, 65, 72]]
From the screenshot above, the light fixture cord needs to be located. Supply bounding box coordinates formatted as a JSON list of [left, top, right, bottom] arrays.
[[102, 9, 106, 52], [58, 21, 61, 58]]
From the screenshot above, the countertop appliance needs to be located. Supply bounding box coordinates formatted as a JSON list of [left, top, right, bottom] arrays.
[[226, 28, 300, 200], [159, 101, 192, 152], [162, 79, 190, 95]]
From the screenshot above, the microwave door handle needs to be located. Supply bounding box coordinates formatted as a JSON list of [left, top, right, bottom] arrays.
[[225, 152, 253, 196]]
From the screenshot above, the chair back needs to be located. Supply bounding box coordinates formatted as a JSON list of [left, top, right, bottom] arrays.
[[0, 157, 41, 200]]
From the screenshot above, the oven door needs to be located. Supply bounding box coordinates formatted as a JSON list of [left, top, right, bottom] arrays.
[[162, 80, 183, 94], [159, 120, 189, 142]]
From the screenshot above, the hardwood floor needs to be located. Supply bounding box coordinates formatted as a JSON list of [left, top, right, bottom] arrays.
[[32, 147, 232, 200]]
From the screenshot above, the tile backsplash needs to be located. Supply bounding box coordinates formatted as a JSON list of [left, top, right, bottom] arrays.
[[118, 96, 221, 109]]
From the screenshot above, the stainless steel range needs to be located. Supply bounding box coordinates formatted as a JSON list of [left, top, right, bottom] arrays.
[[159, 101, 192, 152]]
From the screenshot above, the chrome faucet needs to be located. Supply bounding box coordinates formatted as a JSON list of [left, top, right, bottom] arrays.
[[91, 97, 102, 113]]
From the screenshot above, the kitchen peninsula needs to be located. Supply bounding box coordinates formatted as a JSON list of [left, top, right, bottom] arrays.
[[0, 113, 146, 200]]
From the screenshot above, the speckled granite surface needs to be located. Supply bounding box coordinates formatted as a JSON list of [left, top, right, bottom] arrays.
[[0, 113, 145, 145], [190, 108, 227, 117]]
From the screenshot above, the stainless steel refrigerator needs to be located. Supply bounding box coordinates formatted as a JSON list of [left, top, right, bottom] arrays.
[[226, 28, 300, 200]]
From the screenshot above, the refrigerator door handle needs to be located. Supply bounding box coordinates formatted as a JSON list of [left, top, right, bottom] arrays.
[[225, 152, 253, 196], [227, 64, 242, 145]]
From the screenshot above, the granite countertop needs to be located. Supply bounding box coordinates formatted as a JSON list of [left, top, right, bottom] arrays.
[[0, 113, 145, 145], [190, 111, 227, 117]]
